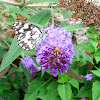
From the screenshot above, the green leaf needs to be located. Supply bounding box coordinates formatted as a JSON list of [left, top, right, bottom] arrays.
[[92, 81, 100, 100], [94, 48, 100, 56], [10, 13, 16, 20], [91, 40, 98, 52], [28, 0, 57, 3], [10, 7, 33, 18], [94, 56, 100, 64], [38, 81, 59, 100], [0, 9, 8, 17], [8, 92, 19, 100], [86, 27, 93, 39], [58, 73, 71, 83], [65, 24, 84, 31], [78, 42, 95, 53], [91, 70, 100, 77], [61, 21, 70, 27], [58, 83, 72, 100], [79, 49, 94, 64], [8, 67, 18, 75], [75, 84, 92, 98], [27, 10, 51, 26], [74, 44, 93, 64], [23, 49, 35, 56], [0, 48, 6, 60], [0, 37, 23, 72], [24, 78, 49, 100], [63, 10, 73, 19], [69, 78, 79, 91], [73, 45, 79, 60], [21, 63, 30, 81]]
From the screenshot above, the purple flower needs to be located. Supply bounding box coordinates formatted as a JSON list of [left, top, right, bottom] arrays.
[[30, 71, 36, 77], [21, 56, 41, 77], [35, 27, 75, 77], [80, 98, 86, 100], [84, 73, 93, 81], [21, 56, 37, 71]]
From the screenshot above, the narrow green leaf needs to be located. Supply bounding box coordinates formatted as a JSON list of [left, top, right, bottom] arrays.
[[22, 65, 30, 81], [58, 83, 72, 100], [0, 37, 23, 72], [92, 81, 100, 100], [28, 0, 57, 3], [65, 24, 84, 31], [73, 45, 79, 60], [79, 49, 94, 64], [27, 10, 51, 26], [23, 49, 35, 56], [61, 21, 70, 27]]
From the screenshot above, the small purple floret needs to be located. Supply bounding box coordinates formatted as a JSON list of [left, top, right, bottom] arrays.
[[84, 73, 93, 81], [21, 56, 37, 71], [21, 56, 41, 77]]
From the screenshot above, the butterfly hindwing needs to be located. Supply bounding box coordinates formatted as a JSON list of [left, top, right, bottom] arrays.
[[13, 21, 43, 50]]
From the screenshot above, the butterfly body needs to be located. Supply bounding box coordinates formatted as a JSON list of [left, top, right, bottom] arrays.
[[13, 21, 45, 50]]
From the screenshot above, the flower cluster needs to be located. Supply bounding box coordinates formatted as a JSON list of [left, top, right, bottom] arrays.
[[35, 27, 75, 77], [21, 56, 41, 77]]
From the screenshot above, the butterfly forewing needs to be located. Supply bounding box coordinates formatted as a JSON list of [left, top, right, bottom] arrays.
[[13, 21, 43, 50]]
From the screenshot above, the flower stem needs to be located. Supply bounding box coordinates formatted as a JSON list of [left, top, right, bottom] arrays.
[[67, 69, 86, 80], [51, 7, 54, 27]]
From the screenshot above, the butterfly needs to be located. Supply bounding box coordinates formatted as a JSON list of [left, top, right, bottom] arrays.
[[13, 21, 46, 50]]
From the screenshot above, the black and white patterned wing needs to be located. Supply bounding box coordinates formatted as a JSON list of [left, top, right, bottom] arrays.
[[13, 21, 43, 50]]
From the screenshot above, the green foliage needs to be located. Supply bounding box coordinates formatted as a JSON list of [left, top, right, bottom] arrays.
[[61, 21, 70, 27], [73, 44, 94, 64], [58, 73, 71, 83], [92, 81, 100, 100], [75, 84, 92, 98], [65, 24, 84, 31], [69, 78, 79, 91], [0, 37, 23, 72], [38, 81, 59, 100], [24, 77, 50, 100], [91, 70, 100, 77], [27, 9, 51, 26], [58, 83, 72, 100], [28, 0, 58, 3]]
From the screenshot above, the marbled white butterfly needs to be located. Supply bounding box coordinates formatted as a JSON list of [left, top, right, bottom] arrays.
[[13, 21, 46, 50]]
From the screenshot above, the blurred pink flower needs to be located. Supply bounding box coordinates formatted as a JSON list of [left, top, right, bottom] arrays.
[[80, 98, 86, 100]]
